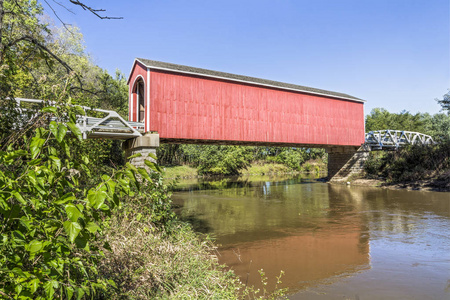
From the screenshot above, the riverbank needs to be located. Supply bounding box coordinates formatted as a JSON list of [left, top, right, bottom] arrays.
[[333, 174, 450, 192], [354, 142, 450, 192], [162, 161, 326, 179]]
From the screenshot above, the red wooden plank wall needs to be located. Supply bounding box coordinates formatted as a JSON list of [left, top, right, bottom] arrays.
[[148, 70, 364, 147]]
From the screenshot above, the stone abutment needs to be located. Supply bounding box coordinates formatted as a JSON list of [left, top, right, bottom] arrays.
[[123, 133, 160, 169], [326, 146, 369, 181]]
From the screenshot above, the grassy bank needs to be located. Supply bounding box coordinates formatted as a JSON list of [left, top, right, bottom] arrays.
[[163, 165, 198, 179], [100, 217, 242, 298], [98, 173, 288, 299], [163, 160, 326, 179]]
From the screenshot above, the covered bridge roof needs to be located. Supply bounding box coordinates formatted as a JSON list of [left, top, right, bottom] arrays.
[[133, 58, 364, 103]]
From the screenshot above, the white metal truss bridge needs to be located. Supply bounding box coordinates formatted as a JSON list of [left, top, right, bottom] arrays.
[[364, 130, 435, 150], [11, 98, 144, 140]]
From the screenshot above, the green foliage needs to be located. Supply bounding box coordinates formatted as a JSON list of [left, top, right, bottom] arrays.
[[365, 108, 450, 141], [422, 113, 450, 141], [158, 144, 325, 176], [365, 108, 426, 132], [436, 90, 450, 112], [266, 148, 307, 170], [364, 140, 450, 185], [197, 146, 253, 176], [0, 107, 159, 299], [0, 0, 49, 99]]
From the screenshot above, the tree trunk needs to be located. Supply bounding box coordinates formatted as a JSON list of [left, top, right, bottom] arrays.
[[0, 0, 4, 58]]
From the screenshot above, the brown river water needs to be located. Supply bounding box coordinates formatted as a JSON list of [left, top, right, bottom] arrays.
[[171, 175, 450, 299]]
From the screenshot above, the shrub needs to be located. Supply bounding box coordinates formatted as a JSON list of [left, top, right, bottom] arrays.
[[0, 106, 159, 299], [197, 146, 253, 176], [364, 140, 450, 183]]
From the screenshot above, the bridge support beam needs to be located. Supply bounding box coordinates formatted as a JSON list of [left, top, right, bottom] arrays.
[[123, 133, 159, 169], [326, 146, 369, 182]]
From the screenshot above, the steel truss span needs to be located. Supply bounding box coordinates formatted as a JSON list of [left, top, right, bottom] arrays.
[[12, 98, 144, 140], [365, 130, 435, 150]]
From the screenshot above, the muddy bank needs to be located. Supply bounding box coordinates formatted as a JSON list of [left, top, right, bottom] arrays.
[[332, 177, 450, 192]]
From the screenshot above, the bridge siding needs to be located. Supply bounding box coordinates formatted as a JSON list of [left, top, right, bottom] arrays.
[[147, 69, 364, 146]]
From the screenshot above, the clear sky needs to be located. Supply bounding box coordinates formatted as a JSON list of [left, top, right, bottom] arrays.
[[47, 0, 449, 115]]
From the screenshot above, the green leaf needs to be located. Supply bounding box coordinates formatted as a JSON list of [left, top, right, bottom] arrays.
[[76, 287, 85, 300], [63, 221, 82, 243], [67, 122, 83, 142], [61, 140, 71, 158], [148, 152, 158, 160], [65, 286, 74, 300], [29, 278, 39, 293], [27, 158, 41, 166], [85, 222, 100, 234], [49, 155, 61, 171], [126, 162, 137, 172], [73, 105, 86, 116], [65, 204, 83, 222], [49, 121, 58, 137], [75, 234, 88, 250], [56, 124, 68, 143], [50, 122, 67, 143], [41, 106, 57, 113], [55, 193, 76, 204], [12, 267, 25, 277], [44, 280, 58, 299], [12, 191, 26, 204], [127, 153, 142, 159], [5, 149, 27, 160], [137, 168, 152, 182], [27, 240, 43, 254], [87, 190, 107, 210], [107, 279, 117, 288], [144, 160, 162, 173], [30, 137, 45, 159]]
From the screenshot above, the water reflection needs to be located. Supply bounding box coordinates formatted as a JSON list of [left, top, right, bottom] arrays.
[[172, 175, 450, 299]]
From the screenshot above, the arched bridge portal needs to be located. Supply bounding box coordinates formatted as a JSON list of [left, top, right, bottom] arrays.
[[126, 58, 366, 180]]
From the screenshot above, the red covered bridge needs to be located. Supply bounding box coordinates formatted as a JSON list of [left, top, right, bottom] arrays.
[[125, 58, 367, 179], [127, 58, 365, 147]]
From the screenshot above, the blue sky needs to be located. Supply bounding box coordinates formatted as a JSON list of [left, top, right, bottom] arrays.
[[48, 0, 449, 115]]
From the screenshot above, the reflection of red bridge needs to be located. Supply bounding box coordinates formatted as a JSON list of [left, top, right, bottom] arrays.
[[125, 58, 368, 179]]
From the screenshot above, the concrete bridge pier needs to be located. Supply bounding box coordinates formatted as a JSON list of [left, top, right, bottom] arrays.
[[123, 133, 159, 169], [326, 146, 369, 182]]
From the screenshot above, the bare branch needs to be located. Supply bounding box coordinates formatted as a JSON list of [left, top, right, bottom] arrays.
[[68, 0, 123, 19], [52, 0, 75, 14], [6, 35, 73, 73], [43, 0, 74, 33]]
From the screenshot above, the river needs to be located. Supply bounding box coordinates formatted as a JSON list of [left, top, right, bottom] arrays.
[[171, 175, 450, 299]]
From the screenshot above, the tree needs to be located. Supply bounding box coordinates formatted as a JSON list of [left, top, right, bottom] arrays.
[[365, 108, 425, 132], [437, 90, 450, 113]]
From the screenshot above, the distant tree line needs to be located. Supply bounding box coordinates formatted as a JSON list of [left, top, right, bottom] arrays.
[[365, 107, 450, 141]]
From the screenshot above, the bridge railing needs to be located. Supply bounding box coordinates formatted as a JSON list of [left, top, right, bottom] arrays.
[[365, 130, 435, 150], [12, 98, 144, 140]]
